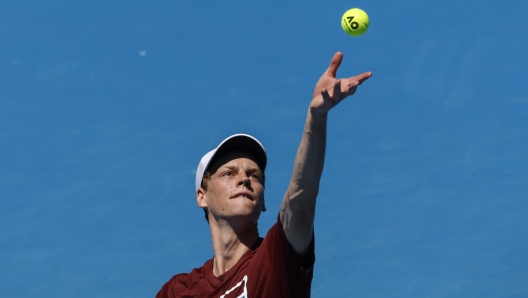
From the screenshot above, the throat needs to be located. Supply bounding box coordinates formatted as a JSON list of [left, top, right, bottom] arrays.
[[211, 235, 261, 277], [209, 220, 261, 277]]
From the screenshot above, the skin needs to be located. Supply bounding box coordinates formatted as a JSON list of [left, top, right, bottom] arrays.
[[281, 52, 372, 255], [197, 52, 372, 277], [197, 151, 266, 277]]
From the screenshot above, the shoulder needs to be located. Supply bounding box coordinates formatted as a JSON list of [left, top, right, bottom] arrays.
[[156, 260, 212, 298]]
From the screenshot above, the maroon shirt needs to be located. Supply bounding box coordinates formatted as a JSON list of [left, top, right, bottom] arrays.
[[156, 216, 315, 298]]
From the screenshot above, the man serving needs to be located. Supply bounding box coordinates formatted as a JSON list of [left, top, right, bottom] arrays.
[[156, 52, 372, 297]]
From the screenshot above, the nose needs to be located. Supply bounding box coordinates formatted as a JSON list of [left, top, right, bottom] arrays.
[[238, 175, 250, 186]]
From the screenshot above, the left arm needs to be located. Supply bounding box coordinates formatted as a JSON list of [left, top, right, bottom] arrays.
[[280, 52, 372, 255]]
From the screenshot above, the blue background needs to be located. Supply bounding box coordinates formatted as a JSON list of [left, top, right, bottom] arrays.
[[1, 1, 527, 297]]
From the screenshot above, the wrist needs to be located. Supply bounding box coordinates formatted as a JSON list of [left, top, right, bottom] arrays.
[[307, 109, 328, 127]]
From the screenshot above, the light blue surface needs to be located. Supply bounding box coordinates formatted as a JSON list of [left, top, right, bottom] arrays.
[[1, 1, 527, 297]]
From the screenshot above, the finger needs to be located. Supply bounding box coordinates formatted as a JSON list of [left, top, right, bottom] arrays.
[[333, 80, 342, 98], [321, 89, 331, 104], [343, 71, 372, 91], [354, 71, 373, 85], [326, 52, 343, 78], [345, 86, 357, 97]]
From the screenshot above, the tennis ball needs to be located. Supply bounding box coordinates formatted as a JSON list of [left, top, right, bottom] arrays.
[[341, 8, 369, 36]]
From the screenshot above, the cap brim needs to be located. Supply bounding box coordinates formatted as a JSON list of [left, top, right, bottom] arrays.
[[212, 135, 267, 172], [195, 134, 267, 192]]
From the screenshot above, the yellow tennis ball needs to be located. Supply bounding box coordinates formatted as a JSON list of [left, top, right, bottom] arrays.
[[341, 8, 369, 36]]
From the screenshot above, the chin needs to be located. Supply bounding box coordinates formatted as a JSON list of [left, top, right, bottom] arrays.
[[229, 209, 262, 224]]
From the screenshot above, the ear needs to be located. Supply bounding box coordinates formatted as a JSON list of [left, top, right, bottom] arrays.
[[196, 188, 208, 208]]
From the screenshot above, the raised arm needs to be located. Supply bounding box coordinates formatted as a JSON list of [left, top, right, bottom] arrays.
[[280, 52, 372, 255]]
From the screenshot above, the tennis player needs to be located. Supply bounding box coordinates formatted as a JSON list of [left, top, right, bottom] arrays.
[[156, 52, 372, 297]]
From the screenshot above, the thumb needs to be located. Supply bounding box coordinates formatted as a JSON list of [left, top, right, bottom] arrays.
[[326, 52, 343, 78]]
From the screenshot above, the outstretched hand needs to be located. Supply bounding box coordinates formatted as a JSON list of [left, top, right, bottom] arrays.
[[310, 52, 372, 115]]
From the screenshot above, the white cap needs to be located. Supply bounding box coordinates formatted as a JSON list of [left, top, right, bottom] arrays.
[[195, 134, 267, 192]]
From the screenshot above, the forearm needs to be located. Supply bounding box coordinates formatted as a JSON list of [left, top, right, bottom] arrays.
[[282, 110, 327, 213], [279, 110, 327, 254]]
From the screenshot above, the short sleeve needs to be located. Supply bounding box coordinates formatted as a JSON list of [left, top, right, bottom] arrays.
[[260, 214, 315, 297]]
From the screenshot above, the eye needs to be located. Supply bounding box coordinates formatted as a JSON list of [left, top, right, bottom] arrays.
[[249, 172, 261, 180], [222, 170, 235, 177]]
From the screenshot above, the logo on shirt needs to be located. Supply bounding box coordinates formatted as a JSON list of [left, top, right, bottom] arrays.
[[220, 275, 248, 298]]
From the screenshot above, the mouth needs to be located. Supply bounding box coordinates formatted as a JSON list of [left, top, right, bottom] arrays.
[[231, 191, 255, 201]]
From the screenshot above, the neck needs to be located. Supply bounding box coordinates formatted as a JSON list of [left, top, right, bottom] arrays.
[[209, 219, 260, 277]]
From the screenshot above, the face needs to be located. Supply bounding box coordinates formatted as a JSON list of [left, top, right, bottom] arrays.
[[197, 151, 266, 225]]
